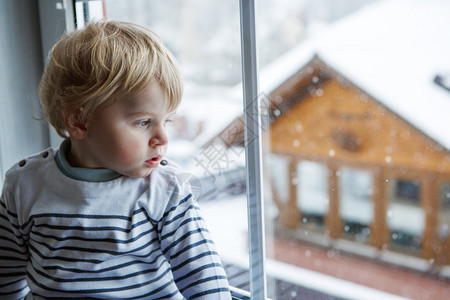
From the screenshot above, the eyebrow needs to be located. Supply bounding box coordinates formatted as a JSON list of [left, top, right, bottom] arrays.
[[128, 111, 176, 119]]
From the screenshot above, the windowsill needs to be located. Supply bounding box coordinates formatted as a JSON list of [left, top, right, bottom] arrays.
[[275, 224, 449, 278]]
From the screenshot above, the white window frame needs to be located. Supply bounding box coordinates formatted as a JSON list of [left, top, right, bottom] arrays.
[[239, 1, 267, 299]]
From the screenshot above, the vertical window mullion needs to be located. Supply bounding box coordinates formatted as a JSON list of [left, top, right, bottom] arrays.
[[239, 0, 267, 299]]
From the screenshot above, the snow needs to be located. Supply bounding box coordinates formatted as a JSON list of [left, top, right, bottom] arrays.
[[258, 0, 450, 150], [200, 195, 411, 300]]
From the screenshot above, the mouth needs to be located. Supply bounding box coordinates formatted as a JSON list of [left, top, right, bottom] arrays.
[[145, 155, 162, 168]]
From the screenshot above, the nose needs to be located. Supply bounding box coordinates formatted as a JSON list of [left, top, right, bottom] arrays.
[[149, 124, 168, 147]]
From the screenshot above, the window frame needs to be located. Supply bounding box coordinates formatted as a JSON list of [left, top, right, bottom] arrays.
[[239, 0, 268, 299]]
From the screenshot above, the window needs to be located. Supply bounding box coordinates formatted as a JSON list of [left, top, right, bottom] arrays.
[[19, 1, 450, 299], [297, 160, 328, 234], [339, 167, 373, 244], [387, 178, 424, 254]]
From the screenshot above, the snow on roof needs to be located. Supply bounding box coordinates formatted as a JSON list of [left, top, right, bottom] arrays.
[[258, 0, 450, 150]]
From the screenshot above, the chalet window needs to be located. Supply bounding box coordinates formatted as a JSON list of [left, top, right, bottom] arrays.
[[339, 167, 373, 243], [395, 180, 420, 204], [387, 178, 424, 254], [297, 161, 328, 233], [439, 183, 450, 241]]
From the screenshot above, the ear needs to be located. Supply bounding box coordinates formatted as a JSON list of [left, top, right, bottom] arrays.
[[64, 110, 88, 139]]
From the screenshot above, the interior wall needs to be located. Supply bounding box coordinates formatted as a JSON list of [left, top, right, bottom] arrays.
[[0, 1, 50, 182]]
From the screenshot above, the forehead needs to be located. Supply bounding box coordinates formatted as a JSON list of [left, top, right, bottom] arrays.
[[121, 81, 170, 114]]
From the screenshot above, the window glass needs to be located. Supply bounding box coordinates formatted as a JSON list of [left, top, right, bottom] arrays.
[[386, 178, 423, 254], [438, 183, 450, 265], [339, 167, 373, 243], [101, 0, 250, 293], [297, 160, 328, 234], [259, 0, 450, 299]]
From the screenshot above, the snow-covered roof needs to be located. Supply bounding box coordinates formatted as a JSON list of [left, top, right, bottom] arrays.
[[259, 0, 450, 150]]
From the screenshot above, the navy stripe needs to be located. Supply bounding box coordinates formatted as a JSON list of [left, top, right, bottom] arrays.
[[32, 293, 105, 300], [0, 284, 28, 296], [143, 289, 180, 300], [32, 258, 170, 283], [169, 239, 214, 260], [171, 251, 218, 272], [0, 277, 26, 288], [0, 256, 27, 263], [0, 271, 26, 278], [190, 287, 230, 299], [31, 235, 159, 256], [38, 253, 164, 274], [0, 234, 26, 247], [0, 245, 28, 255], [0, 200, 18, 218], [21, 207, 154, 229], [160, 216, 203, 240], [163, 205, 199, 227], [29, 241, 163, 264], [179, 275, 228, 294], [129, 284, 180, 300], [0, 224, 22, 239], [33, 217, 149, 233], [0, 213, 21, 229], [29, 244, 102, 264], [31, 226, 155, 244], [160, 194, 193, 220], [175, 262, 223, 283], [162, 228, 209, 255], [27, 268, 175, 294]]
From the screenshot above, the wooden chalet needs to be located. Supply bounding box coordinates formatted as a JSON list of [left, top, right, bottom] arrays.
[[208, 1, 450, 270]]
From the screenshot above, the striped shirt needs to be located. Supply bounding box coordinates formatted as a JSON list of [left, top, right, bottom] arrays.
[[0, 147, 231, 299]]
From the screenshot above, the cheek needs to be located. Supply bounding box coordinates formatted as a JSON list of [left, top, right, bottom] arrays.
[[101, 132, 144, 163], [114, 140, 145, 163]]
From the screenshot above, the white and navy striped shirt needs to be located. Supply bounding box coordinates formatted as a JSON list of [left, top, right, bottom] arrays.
[[0, 147, 231, 299]]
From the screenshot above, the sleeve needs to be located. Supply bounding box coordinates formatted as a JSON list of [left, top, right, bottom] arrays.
[[0, 184, 30, 299], [158, 182, 231, 300]]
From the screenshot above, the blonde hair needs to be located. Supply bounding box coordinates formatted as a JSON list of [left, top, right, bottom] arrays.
[[39, 20, 183, 138]]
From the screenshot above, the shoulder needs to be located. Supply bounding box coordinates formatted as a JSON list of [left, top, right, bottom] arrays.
[[146, 158, 198, 216], [149, 158, 187, 194], [4, 148, 57, 187]]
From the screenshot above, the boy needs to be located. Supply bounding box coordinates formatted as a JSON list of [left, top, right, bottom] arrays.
[[0, 21, 231, 299]]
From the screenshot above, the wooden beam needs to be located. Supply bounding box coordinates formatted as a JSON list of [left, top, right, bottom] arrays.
[[371, 168, 388, 249], [281, 158, 301, 229], [421, 174, 439, 261], [327, 164, 341, 239]]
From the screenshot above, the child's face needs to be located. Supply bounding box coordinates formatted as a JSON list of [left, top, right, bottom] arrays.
[[78, 81, 175, 178]]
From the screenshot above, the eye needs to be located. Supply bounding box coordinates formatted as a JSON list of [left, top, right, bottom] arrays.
[[163, 118, 174, 127], [135, 119, 153, 128]]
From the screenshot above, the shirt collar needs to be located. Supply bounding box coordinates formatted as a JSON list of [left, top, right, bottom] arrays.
[[55, 139, 122, 182]]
